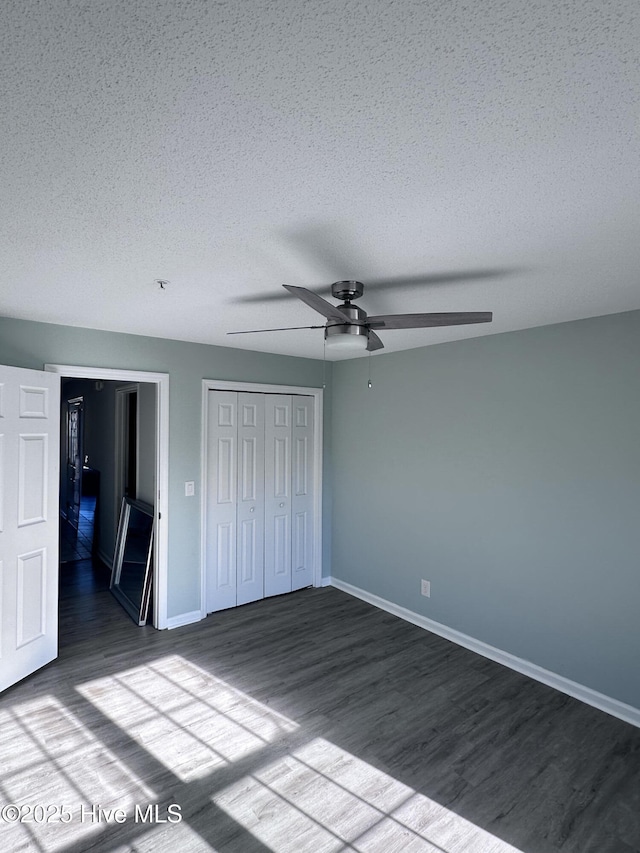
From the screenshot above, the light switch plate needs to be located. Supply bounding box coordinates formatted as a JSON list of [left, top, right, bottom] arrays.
[[185, 480, 195, 497]]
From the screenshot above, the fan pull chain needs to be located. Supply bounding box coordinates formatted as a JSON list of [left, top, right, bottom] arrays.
[[368, 351, 372, 389], [322, 335, 327, 389]]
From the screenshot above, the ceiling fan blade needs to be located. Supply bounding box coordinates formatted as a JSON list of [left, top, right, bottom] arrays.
[[282, 284, 350, 323], [366, 330, 384, 352], [362, 269, 516, 292], [367, 311, 493, 330], [227, 325, 326, 335], [232, 269, 517, 304], [232, 288, 329, 304]]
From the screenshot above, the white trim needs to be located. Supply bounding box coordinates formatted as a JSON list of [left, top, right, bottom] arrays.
[[201, 378, 324, 618], [45, 364, 170, 630], [166, 609, 202, 630], [330, 577, 640, 730]]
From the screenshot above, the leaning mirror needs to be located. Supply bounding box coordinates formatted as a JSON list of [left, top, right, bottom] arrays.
[[110, 497, 154, 626]]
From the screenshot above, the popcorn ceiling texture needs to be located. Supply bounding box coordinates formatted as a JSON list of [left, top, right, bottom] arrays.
[[1, 0, 638, 358]]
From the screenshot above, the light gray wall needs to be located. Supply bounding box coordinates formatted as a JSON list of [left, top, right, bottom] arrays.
[[331, 310, 640, 709], [0, 316, 331, 618]]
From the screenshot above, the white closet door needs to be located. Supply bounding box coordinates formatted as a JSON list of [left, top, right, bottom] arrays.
[[206, 391, 237, 613], [291, 395, 314, 590], [264, 395, 292, 597], [236, 393, 265, 606]]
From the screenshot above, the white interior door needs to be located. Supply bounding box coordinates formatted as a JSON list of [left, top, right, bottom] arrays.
[[291, 395, 314, 590], [264, 395, 292, 597], [236, 393, 265, 606], [205, 391, 238, 613], [0, 364, 60, 692]]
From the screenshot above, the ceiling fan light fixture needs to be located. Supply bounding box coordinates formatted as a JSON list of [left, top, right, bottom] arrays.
[[324, 323, 369, 351]]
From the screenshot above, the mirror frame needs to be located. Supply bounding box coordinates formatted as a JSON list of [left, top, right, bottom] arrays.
[[110, 496, 154, 626]]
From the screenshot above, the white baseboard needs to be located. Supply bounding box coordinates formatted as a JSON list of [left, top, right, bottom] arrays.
[[166, 609, 203, 630], [329, 577, 640, 730], [98, 548, 202, 631], [318, 576, 333, 588]]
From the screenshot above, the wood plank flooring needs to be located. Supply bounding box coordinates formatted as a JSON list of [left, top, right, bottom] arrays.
[[1, 564, 639, 852], [59, 497, 96, 563]]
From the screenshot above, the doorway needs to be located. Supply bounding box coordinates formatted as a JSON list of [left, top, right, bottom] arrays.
[[59, 381, 92, 568], [46, 364, 169, 629], [59, 394, 97, 565]]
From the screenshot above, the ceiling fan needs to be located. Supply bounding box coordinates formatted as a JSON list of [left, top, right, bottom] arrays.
[[228, 280, 492, 352]]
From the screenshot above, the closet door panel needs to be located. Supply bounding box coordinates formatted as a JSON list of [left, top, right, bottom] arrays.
[[206, 391, 238, 612], [206, 388, 316, 612], [264, 395, 292, 597], [236, 393, 265, 606], [291, 395, 314, 589]]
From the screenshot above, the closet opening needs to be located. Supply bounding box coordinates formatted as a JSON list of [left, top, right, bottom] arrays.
[[201, 380, 323, 617]]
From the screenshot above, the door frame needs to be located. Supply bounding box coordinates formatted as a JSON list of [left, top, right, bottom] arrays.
[[201, 379, 323, 618], [45, 364, 170, 629]]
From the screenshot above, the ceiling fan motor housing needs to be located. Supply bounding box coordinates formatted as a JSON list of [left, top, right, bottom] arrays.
[[325, 301, 369, 343], [331, 280, 364, 301]]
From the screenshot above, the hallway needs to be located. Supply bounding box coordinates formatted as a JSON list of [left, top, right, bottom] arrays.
[[60, 495, 97, 563]]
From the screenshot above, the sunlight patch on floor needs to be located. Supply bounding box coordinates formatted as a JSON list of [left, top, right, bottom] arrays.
[[0, 696, 155, 853], [214, 737, 524, 853], [0, 655, 525, 852], [104, 821, 216, 853], [77, 654, 299, 782]]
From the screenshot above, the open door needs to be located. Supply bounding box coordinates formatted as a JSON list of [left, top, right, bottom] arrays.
[[0, 364, 60, 692]]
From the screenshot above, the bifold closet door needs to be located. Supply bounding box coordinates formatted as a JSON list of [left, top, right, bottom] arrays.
[[291, 395, 314, 591], [206, 390, 238, 613], [206, 389, 315, 613], [264, 395, 292, 597], [264, 394, 315, 596], [236, 393, 265, 606], [206, 391, 267, 612]]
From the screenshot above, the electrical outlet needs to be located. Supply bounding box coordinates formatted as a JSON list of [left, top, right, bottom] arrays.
[[185, 481, 195, 497], [421, 579, 431, 597]]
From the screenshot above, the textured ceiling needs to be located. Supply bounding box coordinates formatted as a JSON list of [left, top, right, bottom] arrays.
[[1, 0, 639, 360]]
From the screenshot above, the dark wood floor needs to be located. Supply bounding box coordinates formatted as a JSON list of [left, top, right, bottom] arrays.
[[59, 496, 96, 563], [1, 564, 639, 853]]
